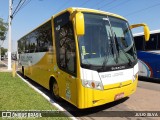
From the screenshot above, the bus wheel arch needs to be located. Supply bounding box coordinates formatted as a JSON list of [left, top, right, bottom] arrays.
[[49, 77, 60, 101]]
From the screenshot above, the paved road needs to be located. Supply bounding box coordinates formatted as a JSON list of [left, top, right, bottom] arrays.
[[16, 71, 160, 120], [0, 59, 19, 71], [0, 59, 14, 66], [0, 60, 9, 72]]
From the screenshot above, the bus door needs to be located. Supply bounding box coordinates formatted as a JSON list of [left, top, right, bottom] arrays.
[[58, 68, 77, 104], [54, 12, 77, 105]]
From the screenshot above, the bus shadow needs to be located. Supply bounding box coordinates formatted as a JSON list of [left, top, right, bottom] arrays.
[[60, 97, 129, 117], [17, 71, 129, 117], [139, 76, 160, 84]]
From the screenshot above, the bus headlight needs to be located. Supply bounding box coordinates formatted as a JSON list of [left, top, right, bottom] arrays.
[[133, 73, 138, 82], [82, 80, 103, 90]]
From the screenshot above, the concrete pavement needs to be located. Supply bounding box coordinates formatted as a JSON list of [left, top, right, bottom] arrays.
[[0, 60, 12, 72]]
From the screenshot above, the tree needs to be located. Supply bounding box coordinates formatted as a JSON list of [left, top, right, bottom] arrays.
[[1, 47, 7, 56], [0, 18, 8, 41], [0, 18, 8, 60]]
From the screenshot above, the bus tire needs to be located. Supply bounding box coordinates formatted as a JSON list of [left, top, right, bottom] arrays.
[[50, 78, 61, 101], [22, 66, 26, 78]]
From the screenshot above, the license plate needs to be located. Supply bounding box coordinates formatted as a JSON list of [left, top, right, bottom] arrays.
[[114, 92, 124, 101]]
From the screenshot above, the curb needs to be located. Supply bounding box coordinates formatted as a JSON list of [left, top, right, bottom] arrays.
[[16, 72, 77, 120]]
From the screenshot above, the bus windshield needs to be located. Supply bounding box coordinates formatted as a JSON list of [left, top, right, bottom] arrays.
[[78, 13, 137, 70]]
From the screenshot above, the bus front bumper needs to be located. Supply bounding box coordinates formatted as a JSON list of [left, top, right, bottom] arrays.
[[77, 78, 138, 109]]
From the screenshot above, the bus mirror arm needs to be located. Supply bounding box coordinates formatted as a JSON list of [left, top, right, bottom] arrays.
[[69, 10, 78, 21], [130, 23, 150, 41]]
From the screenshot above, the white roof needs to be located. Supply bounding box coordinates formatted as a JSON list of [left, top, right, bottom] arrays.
[[133, 29, 160, 37]]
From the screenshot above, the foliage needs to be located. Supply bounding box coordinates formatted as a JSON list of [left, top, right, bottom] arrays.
[[1, 47, 7, 55], [0, 18, 8, 41]]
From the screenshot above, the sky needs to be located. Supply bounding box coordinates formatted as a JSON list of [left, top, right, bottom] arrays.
[[0, 0, 160, 52]]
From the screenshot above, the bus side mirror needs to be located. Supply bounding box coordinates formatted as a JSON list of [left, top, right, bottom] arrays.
[[130, 23, 150, 41], [75, 12, 85, 36], [143, 25, 150, 41], [70, 11, 85, 36]]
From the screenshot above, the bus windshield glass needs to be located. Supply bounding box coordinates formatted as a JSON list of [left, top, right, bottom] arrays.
[[78, 13, 136, 69]]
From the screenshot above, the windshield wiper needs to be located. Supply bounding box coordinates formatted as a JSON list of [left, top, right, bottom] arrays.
[[108, 31, 119, 64], [101, 31, 119, 70], [99, 34, 113, 70], [114, 33, 132, 66]]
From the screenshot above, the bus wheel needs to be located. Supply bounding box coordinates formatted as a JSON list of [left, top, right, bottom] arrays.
[[50, 79, 60, 101], [22, 66, 26, 78]]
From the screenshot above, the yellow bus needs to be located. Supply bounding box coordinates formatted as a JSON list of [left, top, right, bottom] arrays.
[[18, 7, 150, 109]]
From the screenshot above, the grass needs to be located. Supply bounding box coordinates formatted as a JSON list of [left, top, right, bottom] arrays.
[[0, 72, 70, 120]]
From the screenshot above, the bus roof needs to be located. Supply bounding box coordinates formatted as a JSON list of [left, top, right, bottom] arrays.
[[133, 29, 160, 37], [18, 7, 127, 42], [54, 7, 127, 21]]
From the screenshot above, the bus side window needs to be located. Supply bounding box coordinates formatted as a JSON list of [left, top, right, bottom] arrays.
[[25, 38, 30, 53], [18, 40, 25, 54], [34, 21, 53, 52], [58, 23, 76, 73], [145, 34, 158, 50], [54, 12, 76, 76], [158, 33, 160, 50], [134, 36, 145, 50], [19, 20, 53, 53]]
